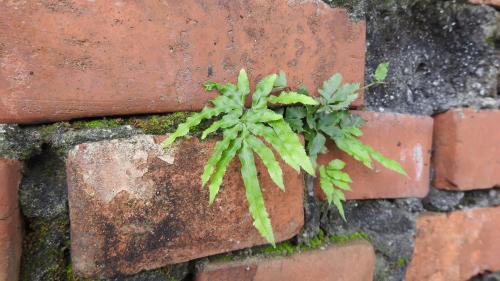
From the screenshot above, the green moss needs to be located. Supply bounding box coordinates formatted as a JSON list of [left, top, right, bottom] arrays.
[[210, 230, 371, 262], [127, 112, 194, 135], [396, 257, 408, 267], [71, 118, 124, 130], [329, 231, 371, 244], [66, 264, 101, 281]]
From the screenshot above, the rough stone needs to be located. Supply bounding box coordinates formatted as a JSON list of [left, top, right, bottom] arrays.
[[319, 200, 418, 281], [433, 109, 500, 190], [422, 187, 465, 212], [66, 135, 304, 278], [406, 207, 500, 281], [195, 240, 375, 281], [0, 159, 23, 281], [0, 0, 365, 124], [365, 0, 499, 115], [315, 111, 433, 200]]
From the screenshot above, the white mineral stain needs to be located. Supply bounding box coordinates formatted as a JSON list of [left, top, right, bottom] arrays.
[[412, 143, 424, 181]]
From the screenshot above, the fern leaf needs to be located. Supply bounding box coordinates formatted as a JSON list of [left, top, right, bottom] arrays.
[[201, 125, 242, 187], [319, 73, 342, 100], [319, 166, 335, 204], [252, 74, 277, 109], [269, 119, 315, 176], [334, 136, 373, 169], [162, 107, 222, 147], [201, 112, 240, 139], [246, 135, 285, 191], [308, 132, 327, 165], [239, 140, 275, 245], [207, 136, 243, 204], [237, 69, 250, 105], [247, 123, 300, 172], [369, 148, 407, 176], [267, 92, 319, 105], [244, 109, 283, 123]]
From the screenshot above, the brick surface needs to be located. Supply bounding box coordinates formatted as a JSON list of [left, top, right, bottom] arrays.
[[406, 207, 500, 281], [469, 0, 500, 7], [0, 0, 365, 124], [66, 135, 304, 278], [315, 111, 433, 200], [195, 240, 375, 281], [0, 159, 23, 281], [433, 108, 500, 190]]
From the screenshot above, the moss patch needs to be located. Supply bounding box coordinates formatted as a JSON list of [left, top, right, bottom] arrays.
[[210, 230, 371, 262]]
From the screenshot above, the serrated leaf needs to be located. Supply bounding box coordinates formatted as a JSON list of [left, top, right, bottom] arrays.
[[201, 113, 240, 139], [286, 107, 307, 119], [162, 107, 222, 147], [274, 71, 287, 89], [239, 140, 275, 245], [201, 125, 242, 187], [327, 159, 346, 170], [247, 123, 300, 172], [334, 136, 373, 169], [245, 109, 283, 123], [268, 119, 315, 176], [252, 74, 277, 109], [327, 170, 352, 183], [319, 166, 335, 204], [308, 132, 327, 165], [208, 136, 243, 204], [319, 73, 342, 100], [267, 92, 319, 105], [369, 149, 408, 176], [237, 69, 250, 105], [247, 135, 285, 191], [374, 62, 389, 82]]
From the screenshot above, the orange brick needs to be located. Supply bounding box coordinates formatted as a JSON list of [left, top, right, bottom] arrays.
[[0, 159, 23, 281], [195, 240, 375, 281], [316, 111, 433, 200], [406, 207, 500, 281], [0, 0, 365, 124], [469, 0, 500, 7], [66, 135, 304, 278], [433, 108, 500, 190]]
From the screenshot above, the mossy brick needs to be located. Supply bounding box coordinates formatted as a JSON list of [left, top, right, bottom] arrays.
[[66, 135, 304, 278], [0, 0, 365, 124]]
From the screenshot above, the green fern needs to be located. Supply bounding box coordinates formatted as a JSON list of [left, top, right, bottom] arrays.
[[163, 69, 317, 245], [284, 62, 407, 219]]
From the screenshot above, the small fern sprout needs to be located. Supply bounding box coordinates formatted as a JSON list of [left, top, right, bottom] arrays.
[[283, 62, 407, 219]]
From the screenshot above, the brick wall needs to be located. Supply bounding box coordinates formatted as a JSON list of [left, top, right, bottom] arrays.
[[0, 1, 499, 281]]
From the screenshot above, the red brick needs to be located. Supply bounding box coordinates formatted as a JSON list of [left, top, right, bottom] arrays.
[[468, 0, 500, 7], [406, 207, 500, 281], [0, 1, 365, 124], [0, 159, 23, 281], [195, 240, 375, 281], [433, 108, 500, 190], [66, 135, 304, 278], [315, 111, 433, 200]]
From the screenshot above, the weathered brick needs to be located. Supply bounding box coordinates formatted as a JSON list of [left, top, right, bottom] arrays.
[[0, 0, 365, 124], [433, 108, 500, 190], [469, 0, 500, 7], [66, 135, 304, 278], [406, 207, 500, 281], [315, 111, 433, 200], [0, 159, 23, 281], [195, 240, 375, 281]]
